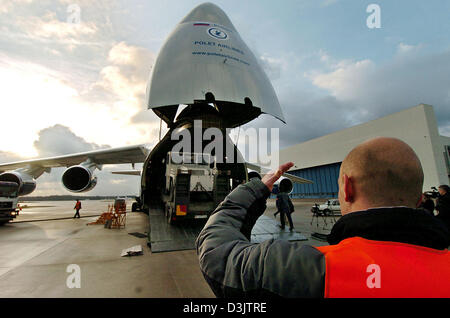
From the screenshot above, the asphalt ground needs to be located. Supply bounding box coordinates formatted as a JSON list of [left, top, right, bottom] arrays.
[[0, 199, 338, 297]]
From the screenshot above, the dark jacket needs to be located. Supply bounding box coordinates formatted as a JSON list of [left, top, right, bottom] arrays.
[[196, 179, 450, 298], [276, 192, 294, 214], [419, 198, 435, 214], [436, 192, 450, 227]]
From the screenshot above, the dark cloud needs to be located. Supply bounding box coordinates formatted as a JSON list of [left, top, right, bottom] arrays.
[[310, 49, 450, 131], [243, 93, 353, 149], [247, 48, 450, 151]]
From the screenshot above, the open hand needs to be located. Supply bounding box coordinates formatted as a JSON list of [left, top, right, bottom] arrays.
[[261, 162, 294, 192]]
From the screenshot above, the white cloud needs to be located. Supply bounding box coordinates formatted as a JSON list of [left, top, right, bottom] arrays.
[[31, 12, 97, 38], [309, 59, 376, 101], [0, 151, 23, 164], [259, 54, 284, 81], [396, 42, 424, 55], [2, 8, 100, 51], [84, 42, 155, 104]]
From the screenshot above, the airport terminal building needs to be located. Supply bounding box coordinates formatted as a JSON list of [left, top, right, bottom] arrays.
[[281, 104, 450, 199]]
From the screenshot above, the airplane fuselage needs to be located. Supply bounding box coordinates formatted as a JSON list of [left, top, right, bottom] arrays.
[[139, 103, 248, 221]]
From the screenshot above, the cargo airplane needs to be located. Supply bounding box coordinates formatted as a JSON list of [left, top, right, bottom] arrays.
[[0, 3, 312, 224]]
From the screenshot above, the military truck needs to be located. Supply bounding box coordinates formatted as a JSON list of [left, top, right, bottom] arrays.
[[0, 181, 20, 225], [162, 152, 230, 224]]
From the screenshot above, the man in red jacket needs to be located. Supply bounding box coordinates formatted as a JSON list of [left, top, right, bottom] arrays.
[[196, 137, 450, 297], [73, 199, 81, 219]]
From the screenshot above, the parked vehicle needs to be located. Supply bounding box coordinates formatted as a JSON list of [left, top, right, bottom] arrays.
[[311, 199, 341, 216], [0, 181, 20, 225], [162, 152, 229, 224]]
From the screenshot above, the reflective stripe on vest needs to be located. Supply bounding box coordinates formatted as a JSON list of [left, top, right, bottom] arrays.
[[315, 237, 450, 298]]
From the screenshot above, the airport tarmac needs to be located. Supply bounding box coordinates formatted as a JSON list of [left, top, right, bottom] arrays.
[[0, 199, 337, 298]]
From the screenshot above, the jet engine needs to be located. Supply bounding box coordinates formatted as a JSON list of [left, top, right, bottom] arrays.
[[272, 177, 294, 194], [0, 171, 37, 196], [247, 171, 262, 180], [62, 165, 98, 193], [247, 170, 293, 194]]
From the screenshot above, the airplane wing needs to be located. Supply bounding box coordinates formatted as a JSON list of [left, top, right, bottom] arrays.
[[246, 162, 313, 184], [0, 144, 150, 173], [111, 170, 141, 176]]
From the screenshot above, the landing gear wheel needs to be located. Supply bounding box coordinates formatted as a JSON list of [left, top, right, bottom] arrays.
[[132, 202, 138, 212]]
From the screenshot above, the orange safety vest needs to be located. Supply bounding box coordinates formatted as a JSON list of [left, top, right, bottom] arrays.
[[316, 237, 450, 298], [75, 202, 81, 210]]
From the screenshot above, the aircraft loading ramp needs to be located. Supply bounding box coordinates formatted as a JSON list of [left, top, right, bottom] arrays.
[[148, 208, 307, 253]]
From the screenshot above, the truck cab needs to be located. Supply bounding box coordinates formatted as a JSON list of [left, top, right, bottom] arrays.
[[0, 181, 20, 225], [163, 152, 229, 224]]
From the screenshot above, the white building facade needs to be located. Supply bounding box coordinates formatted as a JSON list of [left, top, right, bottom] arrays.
[[280, 104, 450, 198]]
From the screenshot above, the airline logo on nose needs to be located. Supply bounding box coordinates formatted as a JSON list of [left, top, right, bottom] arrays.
[[208, 27, 228, 40]]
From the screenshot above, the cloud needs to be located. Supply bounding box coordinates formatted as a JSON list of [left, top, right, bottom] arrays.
[[396, 42, 424, 56], [306, 49, 450, 129], [0, 4, 159, 153], [33, 124, 110, 157], [0, 2, 156, 196], [241, 91, 354, 150], [244, 47, 450, 152], [17, 11, 98, 39], [0, 151, 23, 164], [309, 59, 376, 101], [320, 0, 339, 7], [258, 54, 283, 81], [1, 125, 142, 196], [81, 42, 156, 118], [1, 1, 448, 195]]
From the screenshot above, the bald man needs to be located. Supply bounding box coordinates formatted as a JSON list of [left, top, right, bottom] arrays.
[[196, 137, 450, 298]]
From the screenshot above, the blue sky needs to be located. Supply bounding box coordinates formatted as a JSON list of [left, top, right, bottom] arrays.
[[121, 0, 450, 64], [0, 0, 449, 195]]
